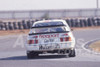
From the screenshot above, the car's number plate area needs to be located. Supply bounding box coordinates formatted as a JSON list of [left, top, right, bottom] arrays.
[[39, 44, 60, 50]]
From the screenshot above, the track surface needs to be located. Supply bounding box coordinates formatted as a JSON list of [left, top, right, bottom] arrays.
[[0, 29, 100, 67]]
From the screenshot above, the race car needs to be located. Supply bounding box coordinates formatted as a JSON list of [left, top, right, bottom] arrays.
[[25, 19, 76, 59]]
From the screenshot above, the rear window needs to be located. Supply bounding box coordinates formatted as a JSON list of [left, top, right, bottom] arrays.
[[30, 27, 67, 34], [34, 21, 64, 27]]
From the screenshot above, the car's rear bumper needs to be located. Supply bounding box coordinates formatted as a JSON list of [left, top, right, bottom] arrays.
[[25, 42, 75, 52], [27, 48, 73, 54]]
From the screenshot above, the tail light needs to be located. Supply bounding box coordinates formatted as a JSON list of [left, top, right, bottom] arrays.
[[60, 37, 71, 42], [28, 40, 38, 44]]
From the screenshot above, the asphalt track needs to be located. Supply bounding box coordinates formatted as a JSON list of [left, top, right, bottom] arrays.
[[0, 29, 100, 67]]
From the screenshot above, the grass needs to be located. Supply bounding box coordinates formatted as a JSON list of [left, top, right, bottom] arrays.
[[89, 40, 100, 53]]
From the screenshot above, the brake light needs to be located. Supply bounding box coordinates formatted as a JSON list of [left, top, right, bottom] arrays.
[[28, 40, 38, 44], [35, 40, 38, 44], [60, 37, 71, 42], [28, 40, 33, 44], [60, 38, 63, 42]]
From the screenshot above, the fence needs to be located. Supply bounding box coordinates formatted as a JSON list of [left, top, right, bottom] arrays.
[[0, 9, 100, 19], [0, 17, 100, 30]]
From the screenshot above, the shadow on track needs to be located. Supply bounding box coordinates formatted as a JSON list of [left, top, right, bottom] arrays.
[[0, 55, 68, 60]]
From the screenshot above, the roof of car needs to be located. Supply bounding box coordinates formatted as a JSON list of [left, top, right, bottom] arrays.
[[33, 19, 67, 25]]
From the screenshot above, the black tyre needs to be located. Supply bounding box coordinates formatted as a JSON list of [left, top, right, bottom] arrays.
[[68, 49, 76, 57], [27, 51, 39, 59]]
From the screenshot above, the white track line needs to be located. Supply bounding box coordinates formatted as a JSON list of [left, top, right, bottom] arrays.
[[82, 38, 100, 55]]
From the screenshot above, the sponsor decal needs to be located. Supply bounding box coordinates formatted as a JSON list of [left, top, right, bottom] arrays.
[[39, 45, 53, 50], [44, 39, 54, 43], [39, 34, 59, 38], [61, 33, 68, 36], [33, 36, 38, 38]]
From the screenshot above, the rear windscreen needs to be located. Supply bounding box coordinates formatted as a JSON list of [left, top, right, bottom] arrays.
[[34, 22, 64, 27], [31, 27, 66, 33]]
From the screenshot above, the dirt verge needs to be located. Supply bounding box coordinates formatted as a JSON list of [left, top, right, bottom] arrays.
[[89, 40, 100, 53]]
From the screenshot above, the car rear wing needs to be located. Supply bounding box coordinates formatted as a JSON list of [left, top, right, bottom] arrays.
[[29, 31, 69, 35], [31, 25, 66, 29]]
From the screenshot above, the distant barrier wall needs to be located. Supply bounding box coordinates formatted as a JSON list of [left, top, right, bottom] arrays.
[[0, 9, 100, 19]]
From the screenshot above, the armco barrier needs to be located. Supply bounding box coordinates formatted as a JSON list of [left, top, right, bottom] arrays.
[[0, 17, 100, 30]]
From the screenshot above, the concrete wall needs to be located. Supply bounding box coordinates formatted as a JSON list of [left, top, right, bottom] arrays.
[[0, 9, 100, 20]]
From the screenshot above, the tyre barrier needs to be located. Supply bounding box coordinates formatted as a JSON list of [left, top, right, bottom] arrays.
[[0, 17, 100, 30], [0, 22, 4, 30], [13, 22, 17, 30], [8, 22, 13, 30], [27, 20, 32, 29], [96, 18, 100, 26], [66, 18, 100, 27], [22, 20, 28, 29], [18, 22, 22, 30], [4, 23, 8, 30]]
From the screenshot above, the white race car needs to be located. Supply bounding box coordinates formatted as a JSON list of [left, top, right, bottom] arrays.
[[25, 19, 76, 59]]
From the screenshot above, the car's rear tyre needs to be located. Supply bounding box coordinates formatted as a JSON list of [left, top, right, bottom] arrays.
[[27, 51, 39, 59], [68, 49, 76, 57]]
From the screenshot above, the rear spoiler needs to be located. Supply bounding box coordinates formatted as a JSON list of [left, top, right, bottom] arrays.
[[31, 25, 66, 28], [29, 31, 69, 35]]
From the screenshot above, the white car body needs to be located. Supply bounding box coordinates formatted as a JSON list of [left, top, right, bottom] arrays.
[[25, 19, 76, 58]]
